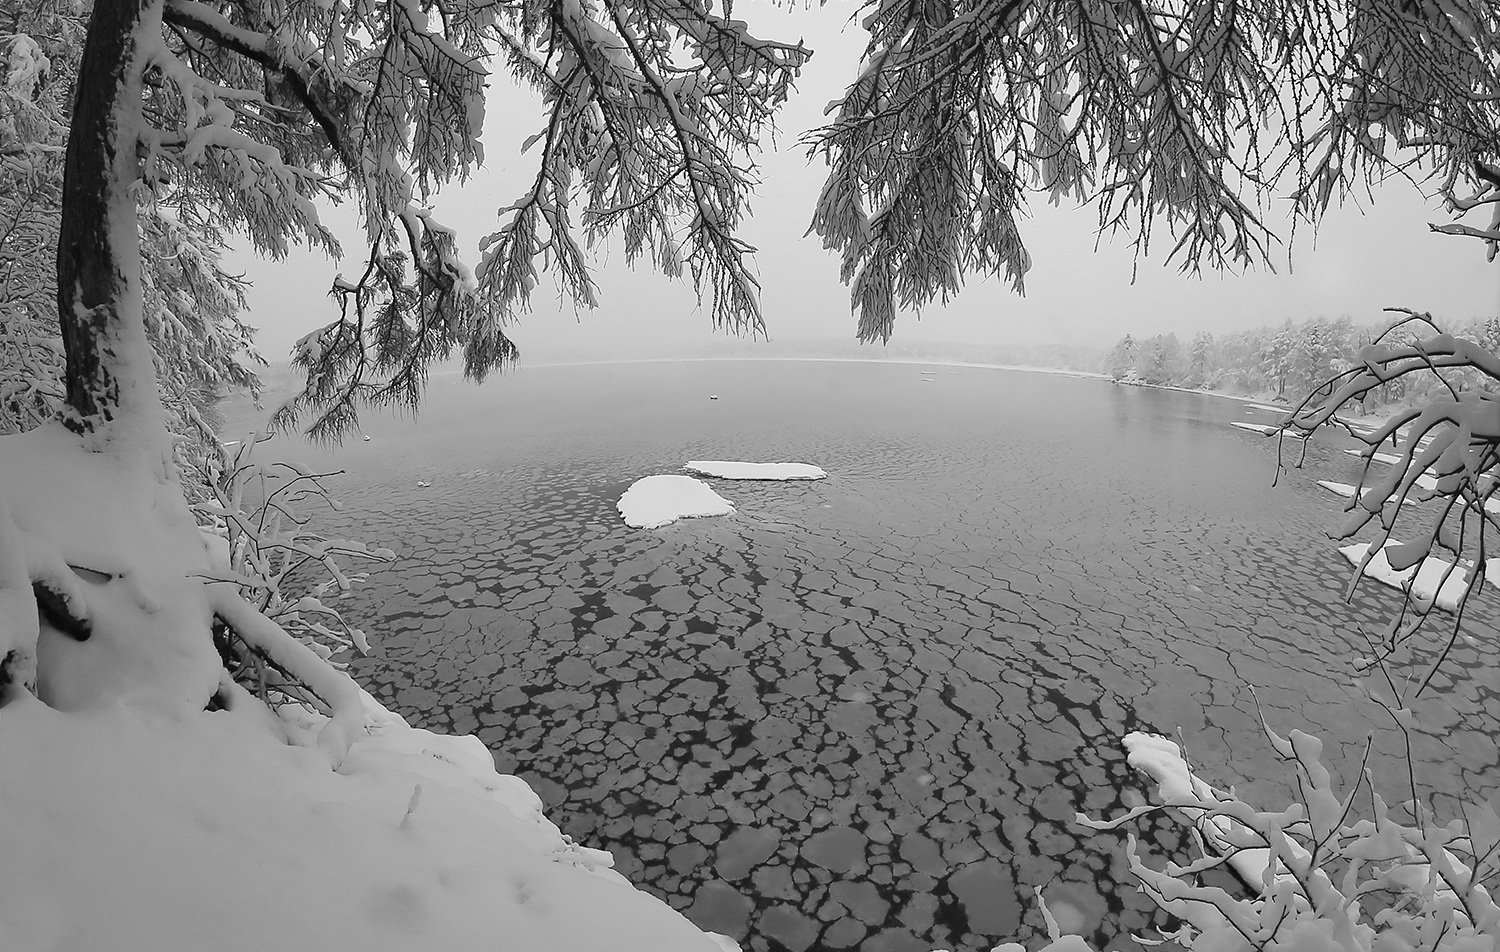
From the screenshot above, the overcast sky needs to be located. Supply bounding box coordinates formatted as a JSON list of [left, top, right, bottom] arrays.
[[234, 3, 1500, 363]]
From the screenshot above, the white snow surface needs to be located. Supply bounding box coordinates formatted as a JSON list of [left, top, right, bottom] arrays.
[[0, 426, 734, 952], [1123, 732, 1279, 892], [618, 474, 734, 528], [1229, 421, 1279, 435], [683, 460, 827, 481], [1338, 541, 1472, 612], [0, 689, 730, 952]]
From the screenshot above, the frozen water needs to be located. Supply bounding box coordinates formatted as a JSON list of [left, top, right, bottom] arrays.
[[1229, 421, 1278, 435], [270, 360, 1500, 952], [618, 475, 734, 528], [1338, 540, 1471, 612], [683, 461, 826, 481], [1344, 449, 1403, 466]]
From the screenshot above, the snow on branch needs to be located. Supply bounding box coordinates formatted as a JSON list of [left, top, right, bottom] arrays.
[[809, 0, 1500, 341], [1080, 718, 1500, 952], [475, 0, 810, 338], [150, 0, 808, 440], [1279, 311, 1500, 688]]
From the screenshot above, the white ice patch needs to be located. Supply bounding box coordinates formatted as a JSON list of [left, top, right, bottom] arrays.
[[1242, 402, 1289, 413], [1338, 540, 1472, 612], [683, 461, 827, 481], [1317, 481, 1356, 498], [1344, 448, 1402, 467], [618, 475, 734, 528], [1229, 421, 1278, 435], [0, 692, 721, 952]]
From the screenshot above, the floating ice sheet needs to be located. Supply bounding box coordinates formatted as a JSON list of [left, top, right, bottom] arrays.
[[1242, 402, 1290, 413], [683, 460, 827, 481], [1229, 421, 1279, 435], [618, 475, 734, 528], [1317, 480, 1357, 498], [1338, 540, 1472, 612], [1123, 732, 1280, 892]]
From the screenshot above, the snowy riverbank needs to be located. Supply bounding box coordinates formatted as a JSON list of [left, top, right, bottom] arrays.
[[0, 690, 738, 951]]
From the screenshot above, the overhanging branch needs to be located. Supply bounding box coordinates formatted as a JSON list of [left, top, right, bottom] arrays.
[[161, 0, 348, 155]]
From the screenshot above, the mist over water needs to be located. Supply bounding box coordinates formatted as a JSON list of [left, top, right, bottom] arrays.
[[248, 360, 1500, 952]]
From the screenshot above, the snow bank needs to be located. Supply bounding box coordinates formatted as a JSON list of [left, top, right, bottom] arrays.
[[683, 460, 827, 481], [0, 691, 729, 952], [1338, 541, 1471, 612], [618, 475, 734, 528]]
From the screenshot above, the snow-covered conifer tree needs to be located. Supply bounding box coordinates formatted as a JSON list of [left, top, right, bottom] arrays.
[[1, 0, 807, 726], [809, 0, 1500, 681], [810, 1, 1500, 342]]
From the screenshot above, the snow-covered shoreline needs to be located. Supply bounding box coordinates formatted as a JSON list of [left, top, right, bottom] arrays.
[[0, 689, 733, 952]]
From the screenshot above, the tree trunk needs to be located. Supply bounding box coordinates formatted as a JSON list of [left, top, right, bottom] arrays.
[[56, 0, 166, 451]]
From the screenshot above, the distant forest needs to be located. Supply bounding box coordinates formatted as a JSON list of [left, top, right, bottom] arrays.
[[1105, 315, 1500, 408]]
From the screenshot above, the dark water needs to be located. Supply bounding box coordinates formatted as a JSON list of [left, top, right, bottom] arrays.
[[241, 359, 1500, 952]]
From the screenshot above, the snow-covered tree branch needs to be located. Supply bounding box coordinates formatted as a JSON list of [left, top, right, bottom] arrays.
[[91, 0, 812, 442], [810, 0, 1500, 342]]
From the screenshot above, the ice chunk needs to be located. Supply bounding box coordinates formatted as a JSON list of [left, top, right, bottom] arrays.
[[683, 461, 827, 481], [1242, 402, 1289, 413], [618, 475, 734, 528], [1344, 449, 1401, 466], [1317, 481, 1356, 498], [1338, 540, 1471, 612], [1229, 421, 1278, 435], [1124, 731, 1280, 892]]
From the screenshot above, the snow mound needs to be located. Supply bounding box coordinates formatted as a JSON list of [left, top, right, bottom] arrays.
[[618, 475, 734, 528], [1338, 540, 1471, 612], [683, 460, 827, 481]]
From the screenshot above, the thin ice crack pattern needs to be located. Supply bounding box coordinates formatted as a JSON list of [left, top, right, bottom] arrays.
[[289, 365, 1500, 952]]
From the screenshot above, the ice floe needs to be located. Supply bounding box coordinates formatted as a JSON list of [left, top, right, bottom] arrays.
[[1242, 402, 1290, 413], [1229, 421, 1279, 435], [1317, 480, 1357, 498], [1338, 540, 1473, 612], [683, 460, 827, 481], [618, 475, 734, 528]]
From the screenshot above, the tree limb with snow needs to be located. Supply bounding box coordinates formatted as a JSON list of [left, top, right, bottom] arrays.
[[810, 0, 1500, 342]]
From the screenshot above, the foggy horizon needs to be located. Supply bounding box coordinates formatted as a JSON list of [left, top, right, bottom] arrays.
[[230, 1, 1500, 366]]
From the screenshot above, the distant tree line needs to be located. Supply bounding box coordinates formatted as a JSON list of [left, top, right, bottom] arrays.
[[1104, 316, 1500, 409]]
